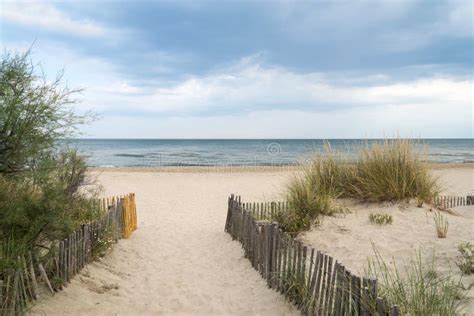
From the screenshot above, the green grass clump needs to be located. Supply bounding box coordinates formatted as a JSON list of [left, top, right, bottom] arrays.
[[349, 139, 438, 202], [369, 212, 393, 225], [278, 168, 334, 233], [456, 242, 474, 275], [433, 210, 449, 238], [366, 248, 464, 315], [279, 269, 315, 312]]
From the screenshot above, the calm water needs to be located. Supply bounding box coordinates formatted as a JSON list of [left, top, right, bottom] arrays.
[[68, 139, 473, 167]]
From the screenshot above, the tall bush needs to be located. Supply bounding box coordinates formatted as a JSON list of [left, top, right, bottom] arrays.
[[0, 50, 97, 264]]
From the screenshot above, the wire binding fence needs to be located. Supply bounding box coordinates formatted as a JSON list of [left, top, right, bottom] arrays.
[[0, 193, 137, 315], [225, 194, 406, 316]]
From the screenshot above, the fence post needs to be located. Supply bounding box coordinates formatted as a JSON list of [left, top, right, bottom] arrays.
[[467, 196, 474, 206], [0, 280, 3, 309], [390, 305, 400, 316], [376, 297, 387, 315], [225, 195, 233, 232]]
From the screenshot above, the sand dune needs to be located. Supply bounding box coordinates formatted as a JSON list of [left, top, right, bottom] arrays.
[[30, 171, 297, 315], [30, 167, 473, 315]]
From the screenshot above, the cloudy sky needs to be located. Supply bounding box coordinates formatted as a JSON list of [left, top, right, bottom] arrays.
[[0, 0, 472, 138]]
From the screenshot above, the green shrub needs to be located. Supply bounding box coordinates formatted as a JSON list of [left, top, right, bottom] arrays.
[[433, 210, 449, 238], [366, 248, 464, 315], [0, 50, 97, 270], [369, 212, 393, 225], [0, 171, 99, 248], [456, 242, 474, 275], [91, 226, 116, 259]]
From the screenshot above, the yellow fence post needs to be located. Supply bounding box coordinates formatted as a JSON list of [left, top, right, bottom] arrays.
[[121, 193, 137, 239]]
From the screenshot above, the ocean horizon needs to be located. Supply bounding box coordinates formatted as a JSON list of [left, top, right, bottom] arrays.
[[68, 138, 474, 167]]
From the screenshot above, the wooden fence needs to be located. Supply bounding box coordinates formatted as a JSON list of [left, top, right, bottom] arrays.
[[225, 195, 403, 316], [122, 193, 138, 238], [0, 193, 138, 315], [434, 195, 473, 209]]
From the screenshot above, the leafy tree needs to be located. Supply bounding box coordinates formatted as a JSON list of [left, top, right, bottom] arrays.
[[0, 50, 90, 175], [0, 49, 98, 257]]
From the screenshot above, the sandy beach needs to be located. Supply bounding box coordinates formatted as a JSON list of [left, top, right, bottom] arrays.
[[30, 165, 473, 315]]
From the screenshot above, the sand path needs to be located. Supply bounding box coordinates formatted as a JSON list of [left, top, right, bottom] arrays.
[[31, 172, 297, 315]]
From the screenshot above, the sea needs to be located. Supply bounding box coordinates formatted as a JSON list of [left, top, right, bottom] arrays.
[[67, 139, 473, 168]]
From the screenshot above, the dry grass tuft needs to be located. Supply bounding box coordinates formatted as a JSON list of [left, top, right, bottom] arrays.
[[282, 139, 439, 233], [433, 210, 449, 238], [369, 212, 393, 225]]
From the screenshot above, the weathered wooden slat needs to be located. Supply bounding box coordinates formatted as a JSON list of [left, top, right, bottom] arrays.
[[0, 280, 3, 309], [38, 263, 54, 295], [273, 226, 281, 290], [11, 271, 19, 313], [323, 256, 334, 315], [339, 265, 350, 315], [280, 234, 288, 294], [327, 259, 337, 316], [309, 250, 321, 313], [351, 274, 361, 315], [390, 305, 400, 316], [291, 240, 298, 281], [314, 252, 325, 314], [361, 277, 371, 316], [376, 297, 387, 315], [307, 248, 315, 292], [318, 254, 328, 313], [27, 252, 39, 300], [296, 242, 302, 288]]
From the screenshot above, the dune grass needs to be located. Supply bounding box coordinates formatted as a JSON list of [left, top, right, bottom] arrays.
[[366, 248, 464, 315], [434, 210, 449, 238], [349, 139, 438, 202], [280, 139, 439, 233], [369, 212, 393, 225], [276, 174, 333, 233]]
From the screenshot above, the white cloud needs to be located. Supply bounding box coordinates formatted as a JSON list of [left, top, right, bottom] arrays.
[[3, 42, 472, 138], [83, 101, 472, 139], [80, 58, 472, 118], [0, 1, 106, 37], [78, 56, 472, 138]]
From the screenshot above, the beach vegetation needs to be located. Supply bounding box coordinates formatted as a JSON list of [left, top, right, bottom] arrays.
[[0, 50, 91, 176], [348, 139, 438, 202], [369, 212, 393, 225], [0, 50, 97, 289], [366, 248, 464, 315], [278, 269, 315, 312], [91, 226, 116, 259], [433, 210, 449, 238], [282, 139, 438, 233], [277, 173, 333, 233], [456, 242, 474, 275]]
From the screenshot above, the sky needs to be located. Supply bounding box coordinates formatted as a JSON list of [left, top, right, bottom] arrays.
[[0, 0, 472, 138]]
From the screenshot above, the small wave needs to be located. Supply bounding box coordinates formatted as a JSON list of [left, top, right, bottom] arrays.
[[430, 153, 474, 157], [114, 153, 147, 158], [169, 152, 203, 158]]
